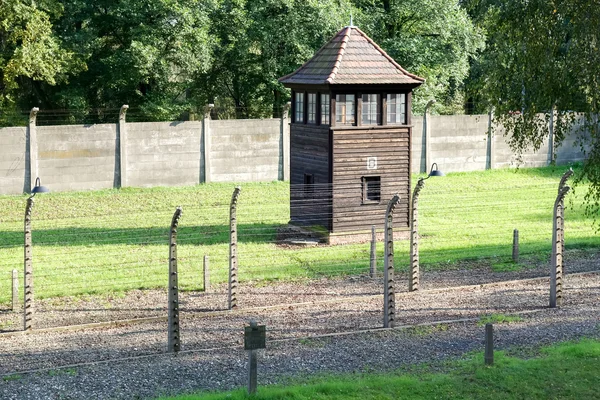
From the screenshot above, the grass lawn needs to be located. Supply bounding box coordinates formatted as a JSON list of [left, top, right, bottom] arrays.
[[0, 166, 597, 303], [157, 338, 600, 399]]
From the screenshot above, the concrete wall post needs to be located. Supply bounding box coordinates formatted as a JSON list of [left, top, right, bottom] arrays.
[[550, 183, 570, 308], [281, 102, 291, 181], [23, 196, 34, 330], [25, 107, 39, 193], [552, 168, 573, 307], [228, 187, 241, 309], [117, 105, 129, 188], [202, 104, 214, 183], [547, 106, 555, 165], [421, 100, 435, 173], [486, 108, 494, 170], [409, 178, 426, 292], [168, 207, 183, 352], [383, 194, 400, 328]]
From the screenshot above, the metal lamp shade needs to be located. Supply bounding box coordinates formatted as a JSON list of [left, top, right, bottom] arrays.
[[31, 178, 50, 194], [428, 163, 445, 177]]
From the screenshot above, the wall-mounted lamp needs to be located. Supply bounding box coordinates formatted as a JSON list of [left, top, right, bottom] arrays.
[[31, 177, 50, 196], [426, 162, 445, 179], [409, 162, 444, 292]]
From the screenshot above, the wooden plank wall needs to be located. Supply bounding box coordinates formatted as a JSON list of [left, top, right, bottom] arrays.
[[332, 127, 411, 232], [289, 124, 332, 229]]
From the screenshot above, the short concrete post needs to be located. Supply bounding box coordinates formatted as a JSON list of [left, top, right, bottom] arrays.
[[484, 323, 494, 365], [409, 178, 426, 292], [383, 194, 400, 328], [12, 270, 18, 312], [244, 319, 266, 395], [168, 207, 183, 353], [369, 225, 376, 278], [25, 107, 39, 193], [247, 320, 258, 394], [550, 185, 570, 308], [512, 229, 519, 263], [23, 196, 34, 330], [203, 255, 210, 292], [229, 187, 241, 310], [117, 105, 129, 188]]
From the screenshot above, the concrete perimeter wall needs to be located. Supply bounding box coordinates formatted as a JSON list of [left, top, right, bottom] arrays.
[[410, 114, 586, 174], [38, 124, 117, 192], [126, 121, 202, 188], [210, 119, 282, 182], [0, 127, 28, 195], [0, 110, 589, 195]]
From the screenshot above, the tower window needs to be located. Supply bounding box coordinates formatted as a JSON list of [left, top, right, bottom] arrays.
[[335, 94, 355, 126], [387, 93, 406, 124], [321, 94, 330, 125], [295, 92, 304, 123], [304, 173, 314, 198], [362, 176, 381, 203], [307, 93, 317, 124], [362, 94, 379, 125]]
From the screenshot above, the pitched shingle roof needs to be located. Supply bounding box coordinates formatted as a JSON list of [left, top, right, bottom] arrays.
[[279, 26, 424, 86]]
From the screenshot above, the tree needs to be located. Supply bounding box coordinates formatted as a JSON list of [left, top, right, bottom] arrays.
[[466, 0, 600, 220], [0, 0, 80, 124], [352, 0, 485, 114], [197, 0, 351, 118], [50, 0, 214, 121]]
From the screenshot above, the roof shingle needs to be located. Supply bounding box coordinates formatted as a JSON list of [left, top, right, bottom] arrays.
[[279, 27, 424, 86]]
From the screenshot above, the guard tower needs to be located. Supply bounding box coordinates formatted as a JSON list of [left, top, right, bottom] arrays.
[[279, 26, 424, 243]]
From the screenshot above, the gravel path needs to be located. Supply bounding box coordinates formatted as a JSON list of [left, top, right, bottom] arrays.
[[0, 251, 598, 399]]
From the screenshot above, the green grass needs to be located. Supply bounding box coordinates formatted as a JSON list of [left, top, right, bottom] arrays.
[[478, 314, 524, 326], [2, 374, 21, 382], [156, 339, 600, 400], [0, 166, 598, 303]]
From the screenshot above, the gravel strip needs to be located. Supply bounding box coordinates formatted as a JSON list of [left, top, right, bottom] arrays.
[[0, 251, 598, 399], [0, 270, 598, 399], [0, 304, 598, 400], [1, 250, 598, 330]]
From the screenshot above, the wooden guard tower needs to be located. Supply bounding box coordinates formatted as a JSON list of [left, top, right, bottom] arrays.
[[279, 26, 424, 242]]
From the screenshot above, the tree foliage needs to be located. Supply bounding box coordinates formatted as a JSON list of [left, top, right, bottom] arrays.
[[195, 0, 351, 118], [353, 0, 485, 114], [466, 0, 600, 219], [49, 0, 214, 121], [0, 0, 80, 123], [1, 0, 485, 119]]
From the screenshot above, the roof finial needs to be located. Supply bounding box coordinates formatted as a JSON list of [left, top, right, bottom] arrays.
[[350, 12, 354, 27]]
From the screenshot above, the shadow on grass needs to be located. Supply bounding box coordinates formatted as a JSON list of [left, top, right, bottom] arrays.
[[0, 223, 288, 248]]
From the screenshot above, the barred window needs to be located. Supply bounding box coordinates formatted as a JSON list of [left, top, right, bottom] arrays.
[[295, 92, 304, 123], [362, 94, 379, 125], [307, 93, 317, 124], [335, 94, 355, 125], [362, 176, 381, 203], [321, 94, 330, 125], [386, 93, 406, 124]]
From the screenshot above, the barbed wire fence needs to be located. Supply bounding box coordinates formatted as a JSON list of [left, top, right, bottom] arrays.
[[0, 105, 290, 127], [0, 175, 595, 353]]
